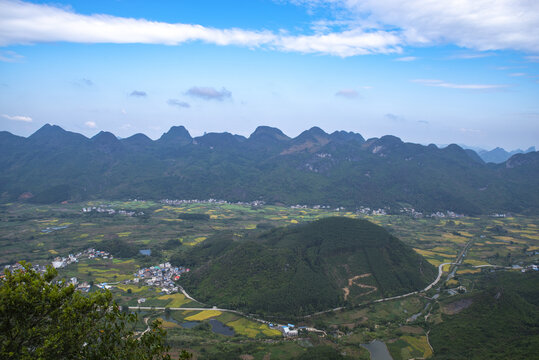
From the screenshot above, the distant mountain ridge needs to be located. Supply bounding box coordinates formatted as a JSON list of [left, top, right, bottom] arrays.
[[478, 146, 536, 164], [455, 143, 536, 164], [0, 124, 538, 214]]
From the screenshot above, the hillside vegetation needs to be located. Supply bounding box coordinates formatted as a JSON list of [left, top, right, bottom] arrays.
[[1, 125, 538, 214], [179, 217, 437, 317], [430, 272, 539, 360]]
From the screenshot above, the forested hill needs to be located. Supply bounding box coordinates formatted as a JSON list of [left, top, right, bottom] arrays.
[[178, 217, 437, 317], [1, 124, 538, 214]]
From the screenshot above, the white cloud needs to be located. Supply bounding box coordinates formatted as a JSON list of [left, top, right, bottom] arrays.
[[293, 0, 539, 52], [412, 79, 508, 90], [1, 0, 537, 57], [276, 29, 402, 56], [509, 73, 527, 77], [395, 56, 417, 62], [1, 113, 32, 122], [85, 121, 96, 128], [0, 0, 403, 56], [0, 0, 274, 47]]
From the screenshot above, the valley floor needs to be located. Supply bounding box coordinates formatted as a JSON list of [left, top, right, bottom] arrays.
[[1, 200, 537, 359]]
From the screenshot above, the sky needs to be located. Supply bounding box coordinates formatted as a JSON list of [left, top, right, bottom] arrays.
[[0, 0, 538, 150]]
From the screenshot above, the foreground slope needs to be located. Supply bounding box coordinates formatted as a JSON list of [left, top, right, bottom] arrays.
[[180, 217, 437, 317], [430, 272, 539, 360]]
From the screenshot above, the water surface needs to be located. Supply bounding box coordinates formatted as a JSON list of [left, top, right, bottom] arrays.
[[361, 340, 393, 360], [181, 321, 199, 329], [209, 319, 235, 336]]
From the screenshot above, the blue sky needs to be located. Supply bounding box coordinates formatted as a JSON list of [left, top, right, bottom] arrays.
[[0, 0, 538, 150]]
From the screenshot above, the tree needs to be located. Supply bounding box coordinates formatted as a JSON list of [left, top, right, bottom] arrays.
[[0, 262, 175, 360]]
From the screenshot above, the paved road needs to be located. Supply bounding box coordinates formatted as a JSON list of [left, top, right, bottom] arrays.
[[306, 240, 474, 318], [134, 240, 474, 331]]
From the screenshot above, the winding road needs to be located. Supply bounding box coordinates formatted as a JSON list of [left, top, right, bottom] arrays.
[[130, 239, 474, 334]]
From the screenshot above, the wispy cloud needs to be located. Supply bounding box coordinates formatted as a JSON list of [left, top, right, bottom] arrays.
[[186, 87, 232, 101], [167, 99, 190, 108], [73, 78, 94, 87], [395, 56, 418, 62], [459, 127, 481, 134], [0, 50, 23, 62], [385, 113, 405, 122], [275, 29, 402, 56], [335, 89, 359, 98], [448, 52, 495, 60], [1, 113, 32, 122], [130, 90, 147, 97], [85, 121, 96, 128], [412, 79, 508, 90], [509, 73, 527, 77], [524, 55, 539, 62]]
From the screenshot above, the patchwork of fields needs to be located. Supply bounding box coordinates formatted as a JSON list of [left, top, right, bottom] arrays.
[[1, 200, 537, 359]]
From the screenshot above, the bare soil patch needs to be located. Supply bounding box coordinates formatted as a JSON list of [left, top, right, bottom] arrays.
[[343, 273, 378, 300], [443, 298, 473, 315]]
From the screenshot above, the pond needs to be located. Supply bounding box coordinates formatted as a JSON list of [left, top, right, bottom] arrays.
[[180, 321, 199, 329], [209, 319, 235, 336], [361, 340, 393, 360]]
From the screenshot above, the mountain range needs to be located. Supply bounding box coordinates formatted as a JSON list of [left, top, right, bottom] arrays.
[[0, 124, 538, 214], [452, 144, 537, 164]]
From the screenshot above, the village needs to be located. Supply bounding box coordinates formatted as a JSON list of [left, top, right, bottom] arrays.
[[82, 206, 144, 217], [129, 262, 189, 304]]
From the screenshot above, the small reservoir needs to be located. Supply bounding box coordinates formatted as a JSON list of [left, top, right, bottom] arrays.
[[361, 340, 393, 360], [209, 319, 235, 336]]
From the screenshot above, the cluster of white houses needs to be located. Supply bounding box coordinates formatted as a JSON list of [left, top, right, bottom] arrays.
[[160, 198, 265, 206], [51, 248, 112, 269], [130, 262, 189, 295], [2, 248, 109, 292], [81, 206, 144, 217]]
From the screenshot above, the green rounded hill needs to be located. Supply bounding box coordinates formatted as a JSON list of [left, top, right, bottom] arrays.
[[181, 217, 437, 317]]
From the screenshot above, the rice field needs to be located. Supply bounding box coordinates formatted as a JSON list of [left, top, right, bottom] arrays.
[[184, 310, 222, 321]]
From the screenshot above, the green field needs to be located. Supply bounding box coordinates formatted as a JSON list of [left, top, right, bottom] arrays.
[[1, 201, 538, 359]]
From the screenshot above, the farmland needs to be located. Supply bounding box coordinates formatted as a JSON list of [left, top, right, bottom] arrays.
[[1, 200, 538, 358]]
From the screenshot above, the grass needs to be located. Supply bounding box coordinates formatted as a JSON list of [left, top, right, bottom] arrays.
[[183, 236, 207, 246], [158, 293, 191, 307], [457, 269, 481, 274], [464, 259, 491, 266], [401, 335, 432, 358], [116, 284, 145, 293], [226, 318, 282, 338], [157, 317, 180, 329], [442, 264, 451, 272]]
